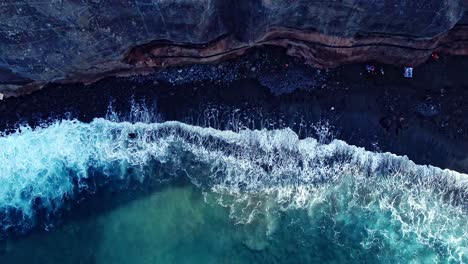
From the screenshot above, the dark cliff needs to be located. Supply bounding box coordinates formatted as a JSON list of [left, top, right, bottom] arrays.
[[0, 0, 467, 94]]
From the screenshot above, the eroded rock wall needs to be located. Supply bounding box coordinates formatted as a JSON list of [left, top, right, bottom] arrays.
[[0, 0, 466, 90]]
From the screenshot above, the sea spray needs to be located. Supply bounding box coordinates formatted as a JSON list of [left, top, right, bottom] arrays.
[[0, 117, 466, 261]]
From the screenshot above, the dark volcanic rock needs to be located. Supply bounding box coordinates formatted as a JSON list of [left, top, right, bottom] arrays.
[[0, 0, 466, 90], [242, 0, 463, 38]]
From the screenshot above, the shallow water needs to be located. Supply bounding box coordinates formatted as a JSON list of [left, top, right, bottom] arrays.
[[0, 115, 467, 263], [2, 182, 466, 263]]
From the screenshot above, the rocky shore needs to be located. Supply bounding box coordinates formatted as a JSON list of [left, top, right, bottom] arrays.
[[1, 0, 467, 95]]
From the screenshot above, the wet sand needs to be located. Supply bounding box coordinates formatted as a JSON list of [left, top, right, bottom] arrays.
[[0, 47, 467, 172]]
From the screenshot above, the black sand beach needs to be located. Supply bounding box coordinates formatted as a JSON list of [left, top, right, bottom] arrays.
[[1, 47, 466, 172]]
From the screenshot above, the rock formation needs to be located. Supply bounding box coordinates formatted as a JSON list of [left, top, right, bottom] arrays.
[[0, 0, 467, 94]]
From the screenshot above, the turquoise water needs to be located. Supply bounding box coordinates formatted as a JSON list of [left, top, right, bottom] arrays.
[[0, 116, 467, 263]]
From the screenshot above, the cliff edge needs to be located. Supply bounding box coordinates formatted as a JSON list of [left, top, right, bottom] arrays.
[[0, 0, 467, 94]]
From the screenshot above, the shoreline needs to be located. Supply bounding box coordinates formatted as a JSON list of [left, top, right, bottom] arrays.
[[0, 47, 466, 173], [1, 25, 468, 98]]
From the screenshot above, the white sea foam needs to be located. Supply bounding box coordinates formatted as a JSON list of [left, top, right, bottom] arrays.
[[0, 118, 466, 260]]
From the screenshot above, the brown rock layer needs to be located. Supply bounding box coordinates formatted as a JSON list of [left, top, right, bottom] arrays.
[[0, 24, 468, 97], [5, 25, 467, 98], [125, 25, 468, 70], [1, 0, 467, 97], [1, 0, 466, 80]]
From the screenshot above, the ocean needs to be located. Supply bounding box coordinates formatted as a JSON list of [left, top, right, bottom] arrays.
[[0, 52, 467, 263], [0, 111, 466, 263]]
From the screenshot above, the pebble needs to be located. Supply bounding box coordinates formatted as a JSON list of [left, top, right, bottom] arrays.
[[416, 102, 439, 117], [126, 50, 332, 96]]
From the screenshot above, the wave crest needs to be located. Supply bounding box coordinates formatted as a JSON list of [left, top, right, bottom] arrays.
[[0, 118, 467, 260]]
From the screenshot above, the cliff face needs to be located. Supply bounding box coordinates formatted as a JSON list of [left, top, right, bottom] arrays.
[[0, 0, 466, 91], [238, 0, 463, 38]]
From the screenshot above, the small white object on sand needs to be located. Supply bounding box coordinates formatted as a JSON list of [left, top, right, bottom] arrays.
[[404, 67, 413, 78]]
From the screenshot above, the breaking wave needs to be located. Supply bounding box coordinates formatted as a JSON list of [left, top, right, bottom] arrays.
[[0, 115, 467, 261]]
